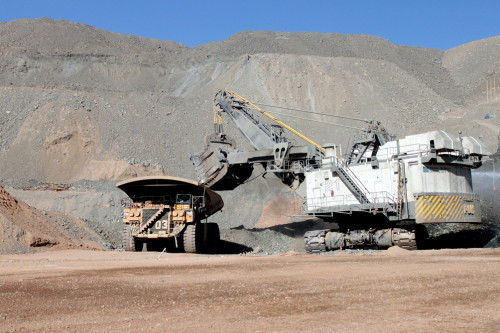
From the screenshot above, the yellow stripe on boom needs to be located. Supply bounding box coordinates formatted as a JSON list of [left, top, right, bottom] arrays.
[[227, 90, 326, 152]]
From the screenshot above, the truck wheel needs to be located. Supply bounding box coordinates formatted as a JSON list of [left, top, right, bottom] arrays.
[[183, 223, 221, 254], [206, 223, 220, 253], [183, 224, 199, 253], [123, 224, 141, 251]]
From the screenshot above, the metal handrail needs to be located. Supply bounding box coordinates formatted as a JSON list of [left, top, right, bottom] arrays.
[[303, 190, 396, 211]]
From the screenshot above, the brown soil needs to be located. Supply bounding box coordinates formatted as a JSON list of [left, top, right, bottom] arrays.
[[0, 185, 104, 254], [254, 191, 302, 229], [1, 248, 499, 332]]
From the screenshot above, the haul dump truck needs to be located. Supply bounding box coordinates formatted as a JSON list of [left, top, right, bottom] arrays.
[[190, 90, 490, 252], [117, 176, 223, 253]]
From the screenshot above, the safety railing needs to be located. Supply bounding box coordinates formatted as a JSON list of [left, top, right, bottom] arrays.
[[303, 190, 396, 212], [377, 143, 430, 162]]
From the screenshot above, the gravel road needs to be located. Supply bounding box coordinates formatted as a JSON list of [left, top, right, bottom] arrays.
[[0, 248, 499, 332]]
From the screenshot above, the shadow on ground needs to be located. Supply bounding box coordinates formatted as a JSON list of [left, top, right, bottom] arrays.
[[137, 219, 499, 255], [220, 220, 500, 253], [420, 227, 499, 249]]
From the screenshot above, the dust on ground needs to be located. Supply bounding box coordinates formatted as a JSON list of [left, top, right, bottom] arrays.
[[0, 248, 499, 332]]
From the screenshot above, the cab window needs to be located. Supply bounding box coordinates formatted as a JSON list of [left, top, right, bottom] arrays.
[[176, 194, 192, 204]]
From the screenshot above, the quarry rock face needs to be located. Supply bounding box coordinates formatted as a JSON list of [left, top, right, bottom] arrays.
[[1, 18, 499, 252], [0, 184, 104, 253]]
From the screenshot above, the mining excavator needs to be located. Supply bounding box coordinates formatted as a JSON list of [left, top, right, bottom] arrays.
[[190, 90, 490, 252]]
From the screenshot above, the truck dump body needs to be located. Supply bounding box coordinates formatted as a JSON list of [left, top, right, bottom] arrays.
[[116, 176, 223, 219]]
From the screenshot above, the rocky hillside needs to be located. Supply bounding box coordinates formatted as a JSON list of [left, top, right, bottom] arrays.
[[0, 18, 499, 251], [0, 184, 104, 254], [1, 18, 500, 183]]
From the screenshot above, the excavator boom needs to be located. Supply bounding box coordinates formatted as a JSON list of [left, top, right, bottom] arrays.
[[190, 90, 322, 190]]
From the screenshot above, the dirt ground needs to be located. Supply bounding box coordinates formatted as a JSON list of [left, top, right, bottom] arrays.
[[1, 248, 499, 333]]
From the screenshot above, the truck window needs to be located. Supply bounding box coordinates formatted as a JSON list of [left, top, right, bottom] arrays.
[[176, 194, 192, 204]]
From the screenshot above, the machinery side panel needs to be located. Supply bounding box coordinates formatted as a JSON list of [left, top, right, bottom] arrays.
[[406, 163, 473, 197], [412, 192, 481, 223], [304, 162, 397, 212]]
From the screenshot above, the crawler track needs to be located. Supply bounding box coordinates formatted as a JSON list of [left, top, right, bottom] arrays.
[[392, 229, 417, 250], [304, 230, 327, 254], [304, 228, 417, 252]]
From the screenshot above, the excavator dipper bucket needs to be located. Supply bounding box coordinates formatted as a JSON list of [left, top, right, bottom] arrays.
[[190, 145, 230, 187], [190, 142, 253, 190]]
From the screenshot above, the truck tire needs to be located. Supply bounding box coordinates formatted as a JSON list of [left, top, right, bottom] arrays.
[[183, 224, 200, 253], [205, 223, 220, 253], [123, 224, 141, 251], [183, 223, 221, 254]]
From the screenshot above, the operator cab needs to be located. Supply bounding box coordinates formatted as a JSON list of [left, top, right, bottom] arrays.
[[176, 194, 192, 205]]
